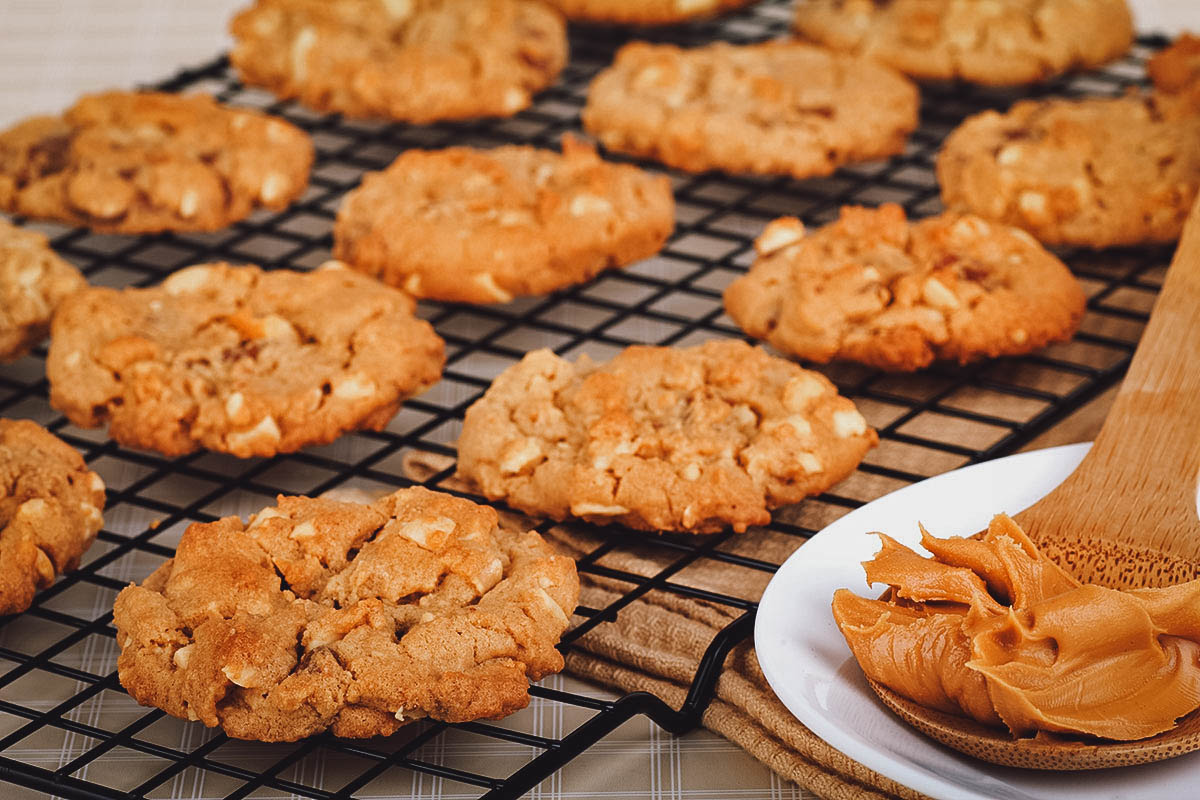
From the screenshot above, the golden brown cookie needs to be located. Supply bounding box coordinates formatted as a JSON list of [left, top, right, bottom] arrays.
[[456, 339, 878, 534], [333, 136, 675, 304], [936, 90, 1200, 248], [46, 262, 444, 458], [0, 219, 86, 362], [724, 205, 1087, 372], [582, 40, 919, 179], [0, 91, 312, 234], [113, 487, 579, 741], [0, 418, 105, 615], [545, 0, 756, 25], [793, 0, 1133, 86], [230, 0, 568, 122]]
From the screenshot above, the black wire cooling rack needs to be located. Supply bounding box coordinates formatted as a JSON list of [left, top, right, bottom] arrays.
[[0, 2, 1173, 798]]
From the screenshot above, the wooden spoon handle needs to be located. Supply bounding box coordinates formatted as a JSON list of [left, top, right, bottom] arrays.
[[1020, 197, 1200, 584]]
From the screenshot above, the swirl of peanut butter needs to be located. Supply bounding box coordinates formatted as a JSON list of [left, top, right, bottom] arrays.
[[832, 514, 1200, 741]]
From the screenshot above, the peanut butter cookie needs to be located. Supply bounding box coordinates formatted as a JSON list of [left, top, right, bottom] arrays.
[[47, 262, 444, 458], [724, 205, 1086, 372], [230, 0, 567, 122], [113, 487, 578, 741], [0, 219, 86, 362], [457, 340, 877, 534], [937, 91, 1200, 248], [0, 418, 106, 615], [793, 0, 1133, 86], [545, 0, 755, 25], [0, 91, 312, 234], [582, 40, 918, 179], [333, 136, 674, 304]]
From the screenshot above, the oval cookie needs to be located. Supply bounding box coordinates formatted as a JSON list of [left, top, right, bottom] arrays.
[[793, 0, 1133, 86], [457, 339, 878, 534], [937, 92, 1200, 248], [230, 0, 568, 122], [0, 91, 312, 234], [113, 487, 578, 741], [582, 40, 918, 179], [0, 418, 106, 615], [724, 204, 1087, 371], [47, 262, 445, 457], [0, 219, 86, 363], [333, 136, 674, 304]]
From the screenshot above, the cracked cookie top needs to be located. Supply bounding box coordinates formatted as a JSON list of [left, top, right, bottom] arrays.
[[0, 91, 312, 234], [46, 262, 445, 458], [545, 0, 755, 25], [230, 0, 568, 122], [582, 40, 918, 180], [0, 219, 86, 363], [333, 136, 675, 304], [937, 88, 1200, 248], [113, 487, 579, 741], [0, 418, 106, 615], [456, 339, 878, 534], [724, 205, 1086, 372], [793, 0, 1133, 86]]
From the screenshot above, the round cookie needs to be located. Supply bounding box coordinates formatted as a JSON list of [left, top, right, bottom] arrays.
[[793, 0, 1133, 86], [0, 418, 106, 615], [230, 0, 568, 122], [582, 40, 919, 179], [545, 0, 756, 25], [456, 339, 878, 534], [0, 219, 86, 363], [723, 204, 1087, 372], [46, 262, 445, 458], [0, 91, 312, 234], [333, 136, 675, 304], [936, 91, 1200, 249], [113, 487, 579, 741]]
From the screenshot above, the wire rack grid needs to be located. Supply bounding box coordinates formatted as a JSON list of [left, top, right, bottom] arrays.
[[0, 2, 1172, 798]]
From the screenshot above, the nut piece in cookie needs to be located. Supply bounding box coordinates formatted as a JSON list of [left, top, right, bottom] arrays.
[[0, 91, 313, 234], [47, 262, 445, 457], [0, 219, 86, 362], [793, 0, 1133, 86], [582, 40, 918, 179], [456, 339, 878, 534], [113, 486, 579, 741], [0, 418, 106, 615], [937, 84, 1200, 248], [230, 0, 568, 122], [724, 204, 1086, 372], [545, 0, 756, 25], [334, 135, 675, 304]]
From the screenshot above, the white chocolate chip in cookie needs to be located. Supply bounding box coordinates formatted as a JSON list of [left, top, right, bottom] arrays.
[[755, 218, 806, 256], [332, 373, 377, 401], [162, 265, 216, 295], [922, 276, 960, 311], [832, 409, 868, 439]]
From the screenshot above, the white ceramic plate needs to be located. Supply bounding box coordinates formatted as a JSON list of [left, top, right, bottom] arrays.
[[755, 443, 1200, 800]]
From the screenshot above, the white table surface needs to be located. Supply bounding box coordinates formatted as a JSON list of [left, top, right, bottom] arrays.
[[0, 3, 1196, 800]]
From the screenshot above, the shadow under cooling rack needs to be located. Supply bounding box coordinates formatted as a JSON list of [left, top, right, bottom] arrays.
[[0, 2, 1172, 798]]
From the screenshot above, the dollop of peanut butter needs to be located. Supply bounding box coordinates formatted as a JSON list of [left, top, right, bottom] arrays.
[[832, 514, 1200, 741]]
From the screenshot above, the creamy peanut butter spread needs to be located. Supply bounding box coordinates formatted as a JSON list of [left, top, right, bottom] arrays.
[[832, 515, 1200, 741]]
